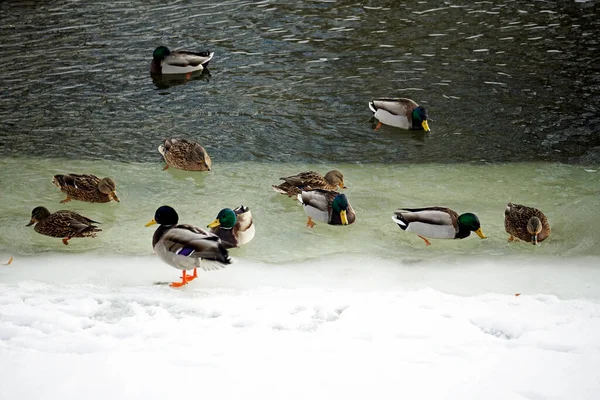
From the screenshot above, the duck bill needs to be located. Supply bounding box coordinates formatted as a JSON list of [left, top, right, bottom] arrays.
[[145, 219, 157, 227], [531, 235, 538, 245], [207, 219, 221, 228], [422, 120, 431, 132], [339, 182, 346, 189], [111, 192, 120, 202], [340, 210, 348, 225], [474, 228, 487, 239], [26, 218, 35, 227]]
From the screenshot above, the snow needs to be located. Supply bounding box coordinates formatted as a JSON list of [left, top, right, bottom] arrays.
[[1, 254, 600, 399]]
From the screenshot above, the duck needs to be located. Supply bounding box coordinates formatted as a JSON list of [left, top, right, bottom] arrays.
[[52, 174, 119, 203], [150, 46, 214, 76], [504, 202, 550, 245], [26, 206, 102, 245], [145, 206, 232, 287], [207, 205, 255, 249], [272, 170, 346, 197], [368, 98, 430, 131], [158, 138, 212, 171], [392, 207, 486, 245], [297, 189, 356, 228]]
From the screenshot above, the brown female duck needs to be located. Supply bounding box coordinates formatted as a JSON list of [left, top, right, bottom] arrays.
[[504, 203, 550, 245], [158, 138, 212, 171], [26, 206, 102, 245], [53, 174, 119, 203]]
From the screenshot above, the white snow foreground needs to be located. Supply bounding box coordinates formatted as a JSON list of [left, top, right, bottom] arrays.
[[0, 254, 600, 400]]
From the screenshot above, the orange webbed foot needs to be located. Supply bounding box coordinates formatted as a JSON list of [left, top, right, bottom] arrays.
[[162, 164, 169, 171], [170, 271, 193, 288], [306, 217, 316, 229], [60, 197, 72, 204], [3, 256, 13, 265], [186, 269, 198, 282], [62, 238, 71, 245], [418, 235, 432, 246], [374, 121, 383, 131]]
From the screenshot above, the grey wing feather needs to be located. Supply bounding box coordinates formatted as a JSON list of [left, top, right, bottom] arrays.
[[371, 99, 417, 115], [299, 189, 334, 211], [162, 227, 232, 266], [396, 207, 457, 227]]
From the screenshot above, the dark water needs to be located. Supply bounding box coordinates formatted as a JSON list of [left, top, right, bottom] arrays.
[[1, 0, 599, 164]]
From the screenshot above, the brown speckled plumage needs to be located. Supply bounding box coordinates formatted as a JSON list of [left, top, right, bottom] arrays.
[[272, 170, 345, 197], [504, 203, 550, 245]]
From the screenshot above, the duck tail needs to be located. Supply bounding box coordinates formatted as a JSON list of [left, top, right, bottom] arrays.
[[201, 243, 234, 271], [271, 184, 289, 195], [368, 101, 377, 114], [391, 213, 409, 230]]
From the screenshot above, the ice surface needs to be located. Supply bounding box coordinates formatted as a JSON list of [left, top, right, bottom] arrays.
[[1, 254, 599, 399]]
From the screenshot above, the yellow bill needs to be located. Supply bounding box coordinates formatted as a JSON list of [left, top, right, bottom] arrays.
[[475, 228, 487, 239], [145, 219, 157, 227], [422, 120, 430, 132], [340, 210, 348, 225], [207, 219, 220, 228]]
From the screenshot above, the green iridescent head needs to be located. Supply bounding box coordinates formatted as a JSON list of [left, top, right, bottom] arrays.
[[208, 208, 237, 229], [457, 212, 486, 238], [412, 106, 430, 131], [153, 46, 171, 60]]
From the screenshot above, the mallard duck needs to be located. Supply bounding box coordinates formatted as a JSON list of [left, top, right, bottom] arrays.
[[504, 202, 550, 245], [52, 174, 119, 204], [368, 98, 430, 131], [207, 205, 255, 249], [297, 189, 356, 228], [145, 206, 232, 287], [26, 206, 101, 245], [272, 170, 346, 197], [392, 207, 486, 245], [150, 46, 214, 76], [158, 138, 212, 171]]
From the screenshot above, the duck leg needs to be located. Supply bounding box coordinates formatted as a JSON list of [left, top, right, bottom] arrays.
[[62, 237, 71, 245], [418, 235, 432, 246], [170, 270, 190, 288], [508, 235, 515, 242], [3, 257, 13, 265], [186, 268, 198, 282], [60, 196, 72, 204], [306, 217, 316, 228], [374, 121, 383, 131], [162, 164, 170, 171]]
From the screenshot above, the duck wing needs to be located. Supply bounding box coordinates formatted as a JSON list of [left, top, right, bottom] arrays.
[[166, 51, 213, 67], [159, 225, 232, 270], [53, 174, 100, 191], [369, 98, 417, 116], [392, 207, 458, 238], [298, 189, 336, 212], [281, 171, 326, 188], [55, 210, 101, 226]]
